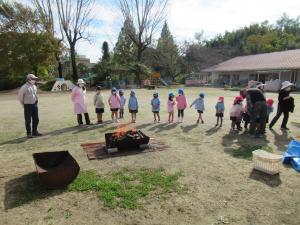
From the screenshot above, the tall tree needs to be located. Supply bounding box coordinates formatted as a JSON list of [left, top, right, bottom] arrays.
[[117, 0, 168, 85], [55, 0, 94, 81], [113, 17, 136, 65], [32, 0, 64, 78], [101, 41, 110, 62], [156, 21, 180, 80]]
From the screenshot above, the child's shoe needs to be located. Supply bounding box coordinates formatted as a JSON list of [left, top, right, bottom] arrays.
[[197, 119, 200, 124], [201, 120, 204, 124]]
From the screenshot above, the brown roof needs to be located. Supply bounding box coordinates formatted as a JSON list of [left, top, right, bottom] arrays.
[[202, 49, 300, 73]]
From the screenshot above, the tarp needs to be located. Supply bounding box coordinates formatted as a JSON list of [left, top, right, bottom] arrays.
[[283, 140, 300, 172]]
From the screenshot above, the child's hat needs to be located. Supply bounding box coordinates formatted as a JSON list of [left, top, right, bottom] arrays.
[[199, 92, 205, 98], [168, 92, 174, 97], [130, 89, 135, 95], [178, 88, 184, 95], [119, 89, 124, 94], [266, 98, 274, 106], [111, 87, 117, 92], [96, 85, 102, 90], [218, 96, 224, 102], [153, 92, 158, 97], [234, 95, 243, 103]]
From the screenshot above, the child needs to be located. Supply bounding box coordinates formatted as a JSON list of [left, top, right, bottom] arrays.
[[266, 98, 274, 123], [119, 89, 126, 119], [168, 92, 176, 123], [230, 95, 244, 133], [190, 93, 205, 124], [151, 92, 160, 123], [128, 90, 138, 123], [108, 87, 121, 123], [71, 79, 91, 126], [176, 88, 188, 123], [215, 96, 225, 127], [93, 86, 105, 123]]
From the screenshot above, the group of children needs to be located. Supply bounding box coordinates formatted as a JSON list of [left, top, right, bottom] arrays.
[[229, 95, 274, 133], [85, 85, 275, 132]]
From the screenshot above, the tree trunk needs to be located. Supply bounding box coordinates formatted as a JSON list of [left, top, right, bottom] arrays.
[[70, 44, 78, 81], [136, 48, 142, 86], [55, 54, 63, 78]]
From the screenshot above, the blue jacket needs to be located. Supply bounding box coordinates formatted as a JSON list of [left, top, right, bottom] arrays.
[[128, 95, 138, 110], [191, 97, 205, 111], [151, 98, 160, 112], [120, 95, 126, 108], [215, 102, 225, 113]]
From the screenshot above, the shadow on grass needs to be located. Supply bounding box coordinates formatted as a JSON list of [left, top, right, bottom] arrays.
[[222, 133, 270, 160], [4, 172, 65, 210], [180, 124, 198, 133], [269, 129, 293, 151], [148, 122, 178, 132], [249, 169, 282, 187], [291, 122, 300, 128], [205, 126, 221, 136]]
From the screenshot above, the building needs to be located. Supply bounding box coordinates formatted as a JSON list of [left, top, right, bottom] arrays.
[[201, 49, 300, 90], [62, 55, 96, 78]]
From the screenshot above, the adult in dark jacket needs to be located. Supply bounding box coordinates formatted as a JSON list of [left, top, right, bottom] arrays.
[[246, 82, 267, 137], [269, 81, 294, 130]]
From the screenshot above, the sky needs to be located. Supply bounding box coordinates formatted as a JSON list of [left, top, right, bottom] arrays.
[[19, 0, 300, 63]]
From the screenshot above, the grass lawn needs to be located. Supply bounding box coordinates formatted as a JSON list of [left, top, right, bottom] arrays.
[[0, 87, 300, 225]]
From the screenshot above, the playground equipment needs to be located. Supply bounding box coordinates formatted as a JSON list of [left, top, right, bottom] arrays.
[[51, 78, 75, 91], [144, 72, 168, 89]]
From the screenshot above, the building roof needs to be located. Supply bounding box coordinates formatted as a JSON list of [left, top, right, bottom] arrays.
[[202, 49, 300, 73]]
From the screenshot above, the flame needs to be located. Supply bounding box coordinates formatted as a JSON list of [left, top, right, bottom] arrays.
[[113, 123, 137, 138]]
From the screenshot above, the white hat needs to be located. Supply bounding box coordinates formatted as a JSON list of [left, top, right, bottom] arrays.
[[77, 79, 85, 84], [281, 81, 293, 90], [256, 82, 266, 89], [26, 74, 38, 80]]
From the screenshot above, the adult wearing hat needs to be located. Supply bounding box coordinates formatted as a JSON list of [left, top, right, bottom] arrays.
[[246, 82, 267, 137], [18, 74, 42, 138], [71, 79, 91, 126], [269, 81, 294, 130]]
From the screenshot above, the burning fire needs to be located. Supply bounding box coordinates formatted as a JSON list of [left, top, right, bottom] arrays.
[[112, 123, 137, 138]]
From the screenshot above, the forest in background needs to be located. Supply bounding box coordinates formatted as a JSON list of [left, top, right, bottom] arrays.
[[1, 0, 300, 90]]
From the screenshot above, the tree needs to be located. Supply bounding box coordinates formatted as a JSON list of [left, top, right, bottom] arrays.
[[102, 41, 110, 62], [55, 0, 94, 81], [156, 21, 181, 81], [32, 0, 64, 78], [113, 17, 136, 65], [117, 0, 168, 85], [0, 1, 42, 33]]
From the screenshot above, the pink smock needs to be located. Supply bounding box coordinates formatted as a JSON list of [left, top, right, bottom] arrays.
[[71, 86, 88, 114], [176, 95, 187, 110]]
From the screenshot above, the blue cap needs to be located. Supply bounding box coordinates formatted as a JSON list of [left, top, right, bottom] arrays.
[[111, 87, 117, 92], [119, 89, 124, 94], [178, 88, 184, 95], [130, 89, 135, 95], [200, 93, 205, 98], [168, 92, 174, 97]]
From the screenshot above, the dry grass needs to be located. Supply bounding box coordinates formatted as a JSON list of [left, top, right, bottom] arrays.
[[1, 87, 300, 225]]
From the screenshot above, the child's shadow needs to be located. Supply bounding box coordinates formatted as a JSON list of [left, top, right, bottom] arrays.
[[205, 126, 221, 136], [181, 124, 198, 133], [149, 122, 178, 132]]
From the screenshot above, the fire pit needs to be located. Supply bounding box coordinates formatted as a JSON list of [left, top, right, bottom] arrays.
[[105, 125, 150, 150]]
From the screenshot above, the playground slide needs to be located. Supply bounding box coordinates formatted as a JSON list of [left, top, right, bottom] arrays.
[[159, 78, 169, 86]]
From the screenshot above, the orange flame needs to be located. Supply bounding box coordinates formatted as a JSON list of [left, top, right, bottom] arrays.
[[113, 123, 137, 138]]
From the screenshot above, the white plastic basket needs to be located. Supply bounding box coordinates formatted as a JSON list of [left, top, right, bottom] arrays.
[[252, 150, 283, 175]]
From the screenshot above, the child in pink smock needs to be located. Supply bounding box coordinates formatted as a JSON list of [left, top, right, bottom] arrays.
[[71, 79, 91, 126], [108, 87, 121, 123], [176, 88, 187, 123], [168, 92, 176, 123]]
